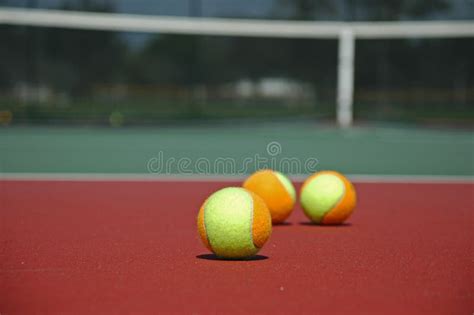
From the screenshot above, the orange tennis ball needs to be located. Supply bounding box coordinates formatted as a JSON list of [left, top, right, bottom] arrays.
[[197, 187, 272, 259], [300, 171, 356, 225], [243, 169, 296, 224]]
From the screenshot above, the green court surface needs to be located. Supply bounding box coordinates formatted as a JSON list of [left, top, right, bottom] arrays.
[[0, 123, 472, 176]]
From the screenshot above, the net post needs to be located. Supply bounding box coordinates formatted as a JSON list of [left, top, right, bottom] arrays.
[[337, 28, 355, 128]]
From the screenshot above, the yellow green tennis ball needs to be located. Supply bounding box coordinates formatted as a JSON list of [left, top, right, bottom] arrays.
[[243, 170, 296, 224], [300, 171, 357, 225], [197, 187, 272, 259]]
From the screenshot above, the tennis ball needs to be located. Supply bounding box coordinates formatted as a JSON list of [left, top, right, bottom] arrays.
[[243, 169, 296, 224], [300, 171, 356, 225], [197, 187, 272, 259], [0, 110, 12, 126]]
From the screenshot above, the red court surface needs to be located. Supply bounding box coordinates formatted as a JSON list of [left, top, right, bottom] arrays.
[[1, 179, 473, 314]]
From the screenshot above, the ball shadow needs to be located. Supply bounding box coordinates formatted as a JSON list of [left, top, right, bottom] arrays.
[[299, 222, 352, 227], [196, 254, 269, 261], [272, 222, 293, 227]]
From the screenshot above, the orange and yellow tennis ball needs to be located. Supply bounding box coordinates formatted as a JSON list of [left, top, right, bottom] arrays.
[[197, 187, 272, 259], [243, 169, 296, 224], [300, 171, 356, 225]]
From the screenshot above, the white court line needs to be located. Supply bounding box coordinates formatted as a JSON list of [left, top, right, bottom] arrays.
[[0, 173, 473, 184]]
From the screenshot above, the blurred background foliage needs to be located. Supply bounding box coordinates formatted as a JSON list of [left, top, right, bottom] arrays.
[[0, 0, 473, 125]]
